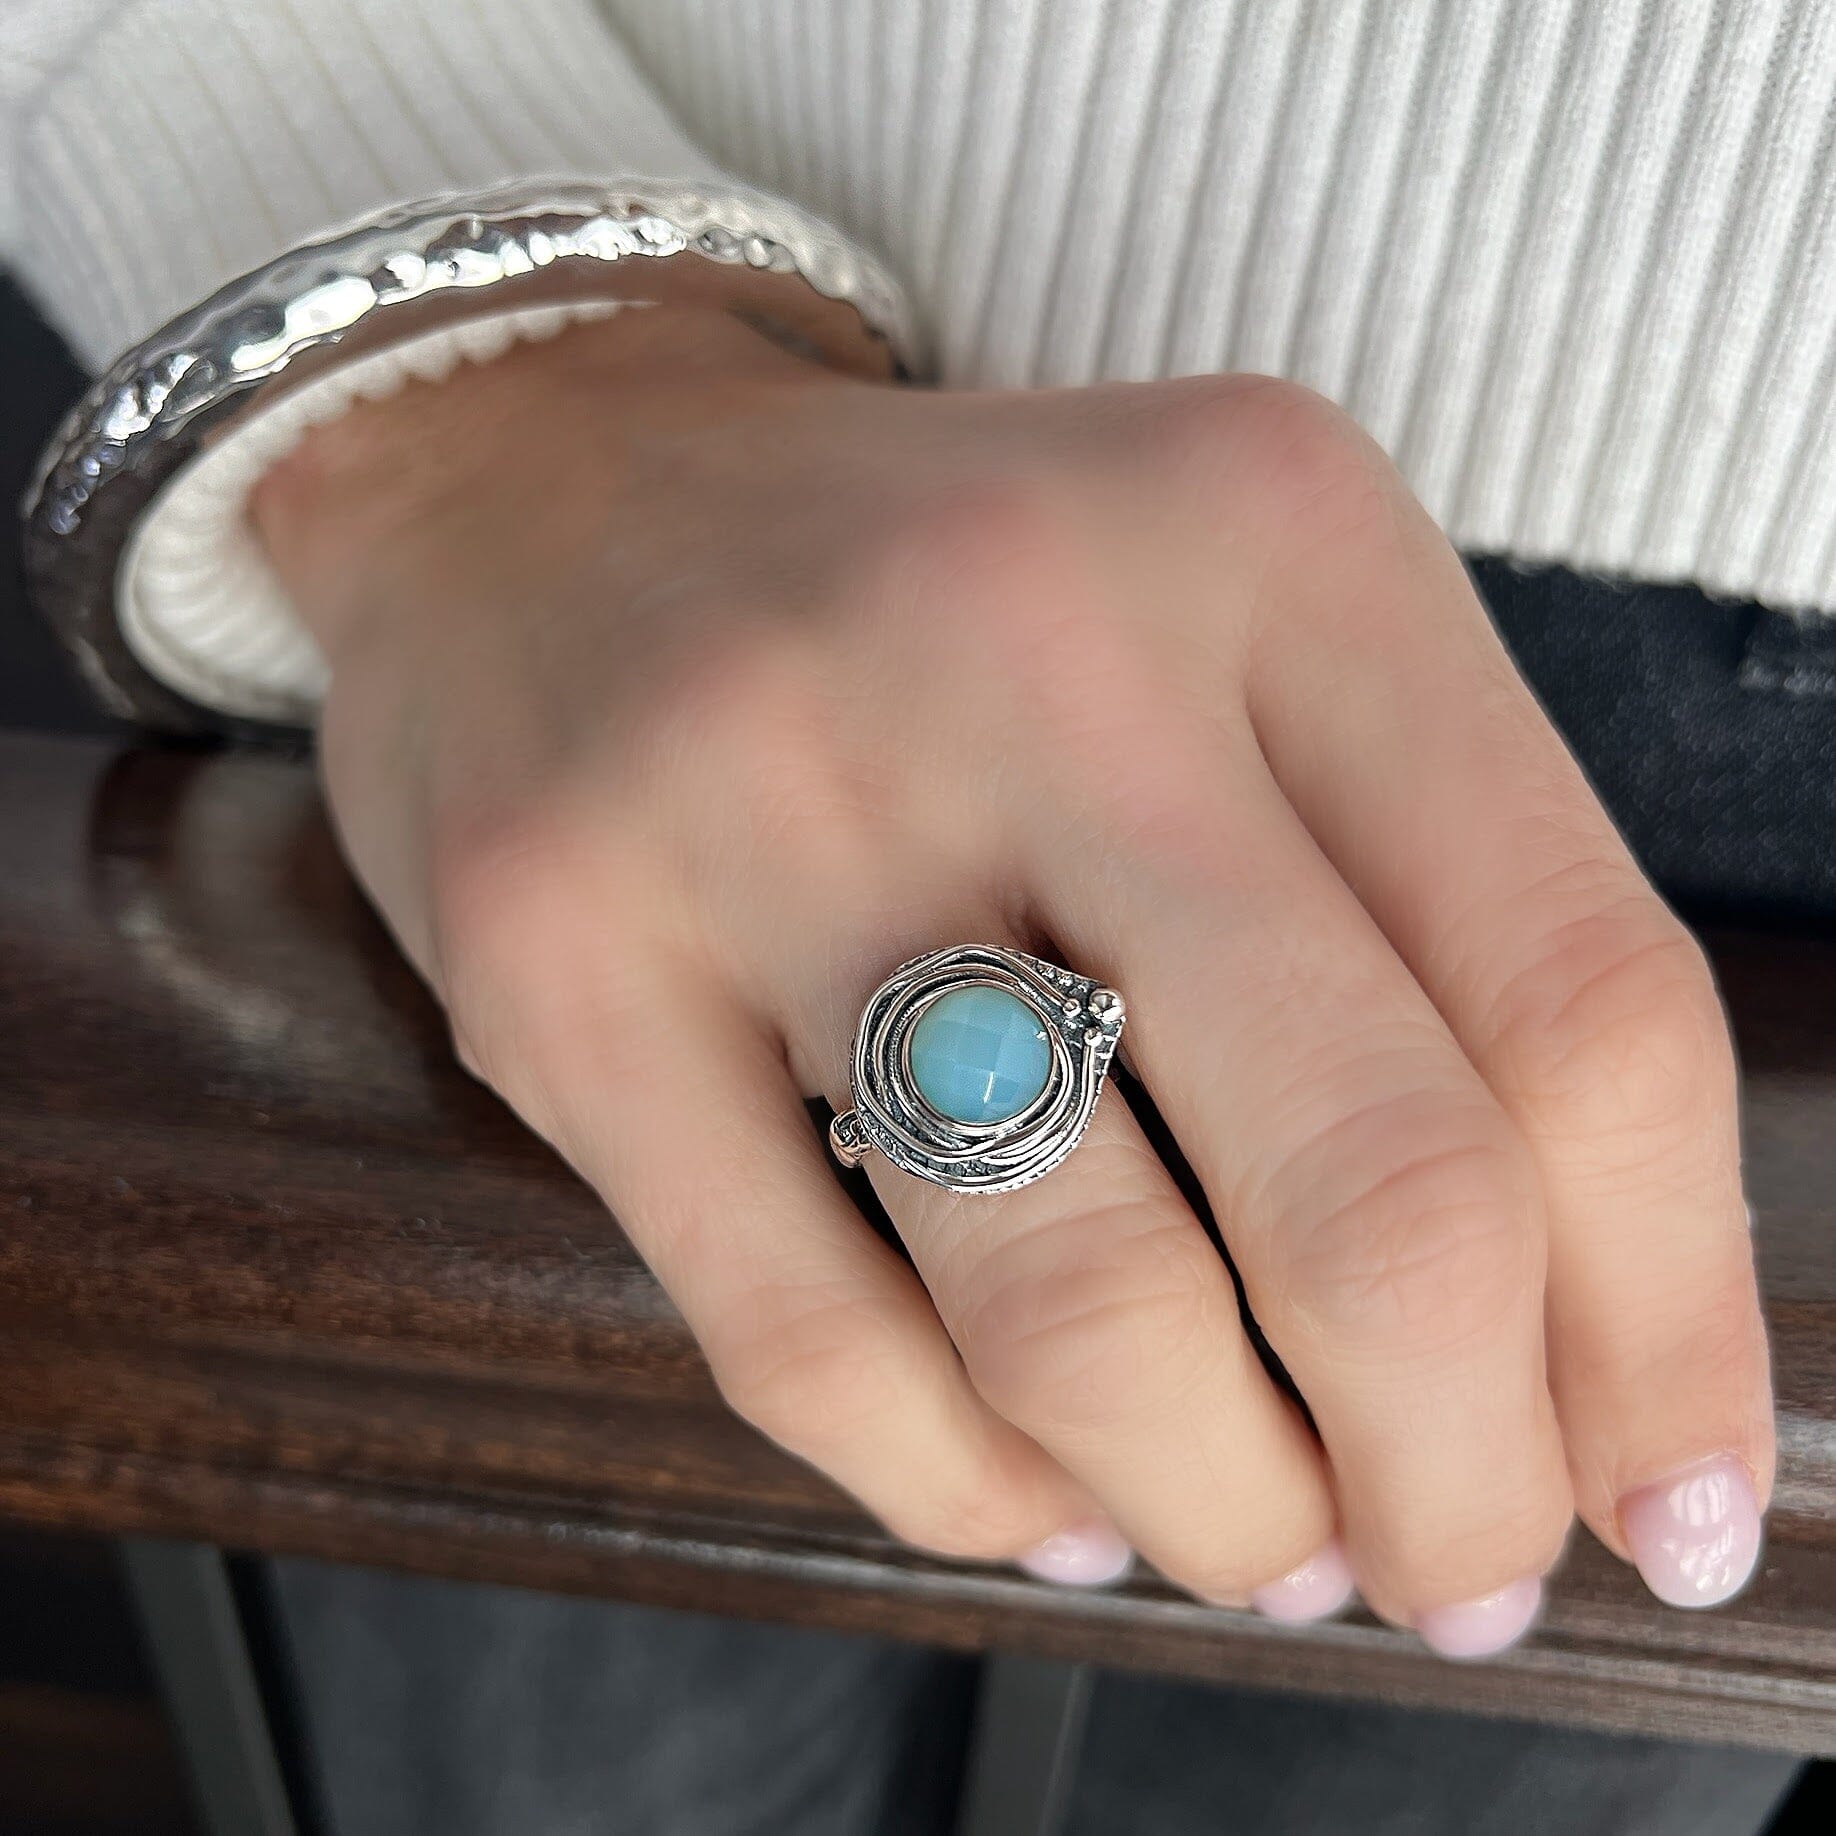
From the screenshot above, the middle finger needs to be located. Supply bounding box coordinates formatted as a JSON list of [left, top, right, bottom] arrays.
[[1026, 713, 1575, 1649]]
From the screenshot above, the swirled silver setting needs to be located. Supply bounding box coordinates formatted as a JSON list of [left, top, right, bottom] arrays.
[[830, 945, 1125, 1194]]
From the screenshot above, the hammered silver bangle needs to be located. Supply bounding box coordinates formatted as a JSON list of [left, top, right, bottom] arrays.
[[21, 179, 920, 739]]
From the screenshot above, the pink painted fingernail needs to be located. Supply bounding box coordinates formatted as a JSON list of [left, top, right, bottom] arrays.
[[1416, 1576, 1542, 1659], [1018, 1517, 1134, 1588], [1250, 1539, 1357, 1624], [1621, 1455, 1763, 1610]]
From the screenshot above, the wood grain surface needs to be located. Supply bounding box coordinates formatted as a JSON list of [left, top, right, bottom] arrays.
[[1, 731, 1832, 1755]]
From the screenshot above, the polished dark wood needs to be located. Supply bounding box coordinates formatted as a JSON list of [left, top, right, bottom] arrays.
[[0, 731, 1832, 1755]]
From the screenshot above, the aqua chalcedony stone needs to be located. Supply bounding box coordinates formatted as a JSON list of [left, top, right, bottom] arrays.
[[908, 986, 1052, 1125]]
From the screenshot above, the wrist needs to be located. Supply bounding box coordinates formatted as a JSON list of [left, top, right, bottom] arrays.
[[252, 304, 852, 660], [28, 178, 916, 735]]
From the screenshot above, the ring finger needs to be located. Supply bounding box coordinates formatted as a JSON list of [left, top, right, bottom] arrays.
[[771, 891, 1344, 1610]]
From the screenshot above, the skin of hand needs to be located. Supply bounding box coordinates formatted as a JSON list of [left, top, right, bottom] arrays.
[[252, 303, 1774, 1653]]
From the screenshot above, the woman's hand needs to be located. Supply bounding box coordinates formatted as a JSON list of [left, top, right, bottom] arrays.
[[254, 306, 1772, 1653]]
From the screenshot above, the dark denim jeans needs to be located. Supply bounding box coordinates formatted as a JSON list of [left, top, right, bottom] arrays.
[[1472, 558, 1836, 922], [270, 1558, 1800, 1836]]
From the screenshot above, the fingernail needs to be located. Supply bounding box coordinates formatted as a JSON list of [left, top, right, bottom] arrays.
[[1018, 1517, 1134, 1588], [1416, 1576, 1542, 1660], [1250, 1539, 1357, 1624], [1621, 1455, 1763, 1610]]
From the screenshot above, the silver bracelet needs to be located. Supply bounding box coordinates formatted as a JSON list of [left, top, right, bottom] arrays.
[[21, 179, 919, 738]]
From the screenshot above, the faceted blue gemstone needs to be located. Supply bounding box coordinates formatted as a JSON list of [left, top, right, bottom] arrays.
[[908, 986, 1052, 1125]]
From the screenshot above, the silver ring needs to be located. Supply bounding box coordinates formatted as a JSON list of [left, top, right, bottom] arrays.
[[829, 944, 1125, 1193]]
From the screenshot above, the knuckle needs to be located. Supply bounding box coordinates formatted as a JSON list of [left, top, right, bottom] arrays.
[[1491, 897, 1735, 1141], [1260, 1096, 1539, 1352], [953, 1207, 1230, 1434], [1154, 374, 1397, 551]]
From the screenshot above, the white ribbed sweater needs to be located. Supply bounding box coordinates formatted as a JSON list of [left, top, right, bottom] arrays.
[[6, 0, 1836, 697]]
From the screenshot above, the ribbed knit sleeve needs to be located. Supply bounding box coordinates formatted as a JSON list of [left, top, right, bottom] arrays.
[[615, 0, 1836, 620], [2, 0, 724, 371], [8, 0, 1836, 622]]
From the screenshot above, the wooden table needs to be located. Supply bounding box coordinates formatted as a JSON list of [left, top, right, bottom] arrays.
[[1, 728, 1832, 1774]]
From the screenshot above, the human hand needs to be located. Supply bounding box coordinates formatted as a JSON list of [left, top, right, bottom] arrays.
[[254, 305, 1772, 1654]]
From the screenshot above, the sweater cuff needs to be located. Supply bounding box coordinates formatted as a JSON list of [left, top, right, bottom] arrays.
[[11, 0, 723, 370]]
